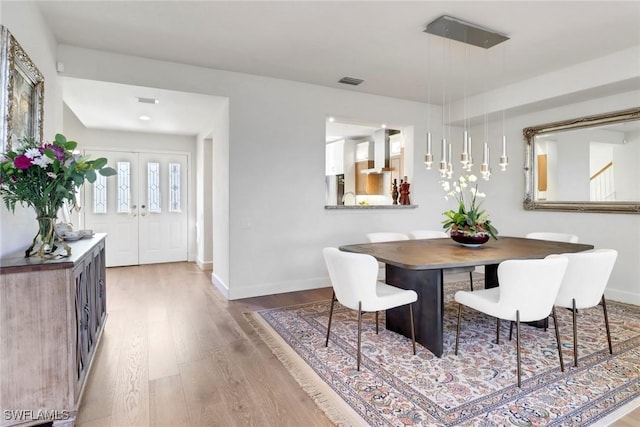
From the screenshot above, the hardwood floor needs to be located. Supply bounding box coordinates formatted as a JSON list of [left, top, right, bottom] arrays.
[[77, 262, 638, 426], [76, 262, 333, 427]]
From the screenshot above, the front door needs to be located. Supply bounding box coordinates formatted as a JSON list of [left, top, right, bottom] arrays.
[[82, 149, 188, 267]]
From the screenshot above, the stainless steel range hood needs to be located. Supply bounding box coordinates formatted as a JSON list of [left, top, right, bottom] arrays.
[[361, 129, 392, 174]]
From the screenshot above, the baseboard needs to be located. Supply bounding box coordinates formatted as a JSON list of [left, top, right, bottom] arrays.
[[606, 287, 640, 306], [196, 258, 213, 271], [219, 273, 487, 301], [211, 272, 229, 299], [226, 277, 330, 300]]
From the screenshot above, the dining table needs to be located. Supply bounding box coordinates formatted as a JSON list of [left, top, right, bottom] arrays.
[[339, 236, 594, 357]]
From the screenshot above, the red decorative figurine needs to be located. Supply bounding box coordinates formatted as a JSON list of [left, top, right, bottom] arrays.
[[399, 177, 411, 205]]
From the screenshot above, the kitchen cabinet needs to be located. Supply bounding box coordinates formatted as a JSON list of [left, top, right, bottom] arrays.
[[355, 160, 384, 195], [325, 140, 345, 175], [355, 141, 374, 162], [0, 235, 107, 427], [390, 134, 404, 186], [390, 149, 404, 186]]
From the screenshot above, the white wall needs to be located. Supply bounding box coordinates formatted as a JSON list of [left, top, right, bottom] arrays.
[[195, 135, 214, 269], [0, 2, 61, 256], [614, 130, 640, 201], [209, 100, 230, 294], [2, 2, 638, 306]]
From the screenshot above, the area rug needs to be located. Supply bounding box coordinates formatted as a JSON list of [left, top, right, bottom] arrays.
[[246, 280, 640, 426]]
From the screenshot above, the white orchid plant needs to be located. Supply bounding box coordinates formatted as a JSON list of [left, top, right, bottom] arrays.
[[441, 173, 498, 239]]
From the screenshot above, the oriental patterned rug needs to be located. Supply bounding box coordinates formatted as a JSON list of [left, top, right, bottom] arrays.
[[246, 280, 640, 426]]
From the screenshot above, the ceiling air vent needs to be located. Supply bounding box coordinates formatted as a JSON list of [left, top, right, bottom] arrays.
[[338, 77, 364, 86], [137, 97, 159, 104]]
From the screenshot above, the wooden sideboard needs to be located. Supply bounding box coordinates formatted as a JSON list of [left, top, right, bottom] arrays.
[[0, 234, 107, 427]]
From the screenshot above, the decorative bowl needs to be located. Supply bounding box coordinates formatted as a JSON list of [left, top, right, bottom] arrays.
[[61, 230, 83, 241], [450, 230, 490, 247]]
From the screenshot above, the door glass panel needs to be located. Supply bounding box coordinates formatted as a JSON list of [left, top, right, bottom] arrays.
[[169, 163, 181, 212], [93, 173, 107, 214], [147, 162, 161, 213], [117, 161, 131, 213]]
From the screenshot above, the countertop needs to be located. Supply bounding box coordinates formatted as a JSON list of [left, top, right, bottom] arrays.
[[325, 204, 418, 210]]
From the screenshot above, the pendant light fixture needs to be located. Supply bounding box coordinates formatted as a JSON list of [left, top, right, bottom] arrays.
[[424, 34, 434, 170], [423, 15, 510, 179]]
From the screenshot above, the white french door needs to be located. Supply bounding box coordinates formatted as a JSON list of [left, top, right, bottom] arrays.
[[82, 149, 188, 267]]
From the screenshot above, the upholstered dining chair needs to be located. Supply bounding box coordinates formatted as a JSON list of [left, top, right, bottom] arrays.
[[408, 230, 449, 240], [409, 230, 475, 291], [323, 247, 417, 371], [454, 255, 569, 387], [525, 232, 579, 243], [366, 232, 410, 243], [365, 232, 409, 280], [554, 249, 618, 367]]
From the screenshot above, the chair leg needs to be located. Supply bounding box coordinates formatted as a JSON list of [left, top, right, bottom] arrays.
[[455, 303, 462, 355], [375, 311, 379, 335], [357, 301, 362, 371], [516, 310, 521, 388], [601, 295, 613, 355], [509, 321, 513, 341], [572, 298, 578, 367], [409, 304, 416, 355], [325, 291, 336, 347], [552, 306, 565, 372], [469, 271, 474, 291], [496, 318, 501, 344]]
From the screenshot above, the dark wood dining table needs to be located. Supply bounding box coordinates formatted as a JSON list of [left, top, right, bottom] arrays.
[[339, 236, 594, 357]]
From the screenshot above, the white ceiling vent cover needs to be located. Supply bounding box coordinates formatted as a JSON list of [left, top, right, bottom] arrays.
[[137, 97, 159, 104]]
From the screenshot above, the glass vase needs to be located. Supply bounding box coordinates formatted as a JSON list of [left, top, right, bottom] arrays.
[[27, 214, 57, 258], [26, 205, 65, 259]]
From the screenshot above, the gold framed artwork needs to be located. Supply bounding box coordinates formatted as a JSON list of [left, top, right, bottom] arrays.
[[1, 25, 44, 152]]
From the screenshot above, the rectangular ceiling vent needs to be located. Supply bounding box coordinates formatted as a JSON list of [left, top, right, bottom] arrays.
[[338, 77, 364, 86], [137, 97, 159, 104]]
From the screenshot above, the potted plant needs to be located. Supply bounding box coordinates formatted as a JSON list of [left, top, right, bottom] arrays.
[[441, 174, 498, 246]]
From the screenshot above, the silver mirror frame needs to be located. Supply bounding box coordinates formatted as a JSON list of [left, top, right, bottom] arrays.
[[523, 107, 640, 214], [1, 25, 45, 153]]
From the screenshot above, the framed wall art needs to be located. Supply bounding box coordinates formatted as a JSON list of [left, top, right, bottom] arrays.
[[1, 25, 44, 152]]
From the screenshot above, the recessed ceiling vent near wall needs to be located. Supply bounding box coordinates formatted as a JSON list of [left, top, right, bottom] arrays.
[[338, 77, 364, 86], [137, 97, 159, 104]]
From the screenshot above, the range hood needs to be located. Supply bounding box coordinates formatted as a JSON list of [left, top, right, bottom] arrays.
[[361, 129, 392, 174]]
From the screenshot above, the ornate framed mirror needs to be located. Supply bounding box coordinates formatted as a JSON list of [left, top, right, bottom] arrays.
[[523, 107, 640, 214], [1, 25, 45, 152]]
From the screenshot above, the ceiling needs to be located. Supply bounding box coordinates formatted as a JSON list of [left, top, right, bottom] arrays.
[[33, 1, 640, 136]]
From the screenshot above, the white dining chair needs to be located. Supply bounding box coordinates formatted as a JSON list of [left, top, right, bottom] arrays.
[[408, 230, 448, 240], [554, 249, 618, 367], [454, 255, 568, 387], [409, 230, 476, 291], [525, 232, 579, 243], [366, 232, 410, 243], [365, 232, 410, 280], [323, 247, 417, 371]]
